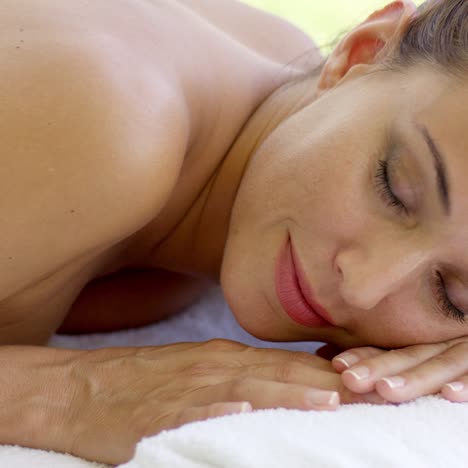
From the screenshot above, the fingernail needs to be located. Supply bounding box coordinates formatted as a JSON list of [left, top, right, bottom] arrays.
[[363, 393, 388, 404], [334, 353, 360, 368], [445, 382, 464, 392], [240, 402, 253, 412], [306, 390, 339, 407], [380, 376, 406, 389], [343, 366, 370, 380]]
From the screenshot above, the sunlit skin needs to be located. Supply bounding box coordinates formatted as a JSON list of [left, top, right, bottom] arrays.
[[221, 65, 468, 350], [176, 5, 468, 350], [149, 0, 468, 406], [4, 5, 468, 464], [3, 0, 468, 418]]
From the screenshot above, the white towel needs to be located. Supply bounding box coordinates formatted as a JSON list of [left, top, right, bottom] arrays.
[[119, 395, 466, 468], [0, 286, 466, 468]]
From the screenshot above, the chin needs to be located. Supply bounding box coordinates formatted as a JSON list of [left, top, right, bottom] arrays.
[[221, 286, 278, 341], [220, 277, 275, 343], [220, 274, 314, 343]]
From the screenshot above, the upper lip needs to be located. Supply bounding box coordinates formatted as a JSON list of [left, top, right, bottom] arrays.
[[290, 240, 336, 326]]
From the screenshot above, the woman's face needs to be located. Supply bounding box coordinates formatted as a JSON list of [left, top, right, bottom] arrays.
[[220, 65, 468, 349]]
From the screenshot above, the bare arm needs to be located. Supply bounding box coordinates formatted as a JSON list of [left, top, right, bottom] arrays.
[[0, 18, 190, 303], [0, 345, 84, 450], [0, 4, 192, 338], [57, 269, 214, 334]]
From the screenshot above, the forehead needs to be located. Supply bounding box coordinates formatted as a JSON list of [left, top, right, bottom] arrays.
[[414, 75, 468, 150], [400, 68, 468, 233], [390, 65, 468, 123]]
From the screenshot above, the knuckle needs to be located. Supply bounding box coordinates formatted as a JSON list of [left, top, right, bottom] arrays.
[[183, 359, 243, 384], [230, 376, 259, 398], [204, 339, 247, 352], [185, 361, 222, 377], [275, 361, 306, 382], [288, 351, 317, 364]]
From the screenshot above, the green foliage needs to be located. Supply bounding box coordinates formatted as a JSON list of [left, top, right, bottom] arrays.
[[241, 0, 425, 53]]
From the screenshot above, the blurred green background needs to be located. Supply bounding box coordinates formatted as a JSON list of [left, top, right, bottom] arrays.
[[240, 0, 424, 53]]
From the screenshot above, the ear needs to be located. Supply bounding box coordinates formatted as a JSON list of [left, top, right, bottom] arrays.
[[316, 1, 418, 95]]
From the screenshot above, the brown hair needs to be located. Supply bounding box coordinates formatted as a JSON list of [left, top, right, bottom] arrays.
[[299, 0, 468, 81], [384, 0, 468, 78]]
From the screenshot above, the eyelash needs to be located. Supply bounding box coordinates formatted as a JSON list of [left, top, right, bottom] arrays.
[[375, 160, 409, 217], [434, 272, 466, 324], [375, 159, 466, 323]]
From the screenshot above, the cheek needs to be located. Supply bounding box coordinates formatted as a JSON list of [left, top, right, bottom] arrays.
[[294, 154, 369, 238], [352, 292, 458, 348]]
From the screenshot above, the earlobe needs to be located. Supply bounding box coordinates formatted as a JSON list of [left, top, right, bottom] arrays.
[[316, 0, 417, 95]]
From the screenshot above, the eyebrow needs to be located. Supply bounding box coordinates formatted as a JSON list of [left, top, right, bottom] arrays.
[[413, 122, 451, 217]]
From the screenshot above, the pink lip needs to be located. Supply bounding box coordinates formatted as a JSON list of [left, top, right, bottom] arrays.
[[289, 242, 336, 326], [275, 236, 335, 328]]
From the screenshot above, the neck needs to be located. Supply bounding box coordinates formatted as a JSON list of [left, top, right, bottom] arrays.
[[175, 72, 321, 281]]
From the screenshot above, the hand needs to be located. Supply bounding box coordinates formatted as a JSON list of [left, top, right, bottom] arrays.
[[60, 339, 386, 465], [330, 336, 468, 404]]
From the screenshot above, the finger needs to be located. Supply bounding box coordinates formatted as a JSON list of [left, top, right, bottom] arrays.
[[258, 363, 390, 405], [228, 360, 388, 405], [162, 402, 253, 432], [191, 377, 340, 411], [249, 359, 342, 389], [350, 391, 389, 405], [244, 359, 391, 406], [238, 347, 334, 371], [331, 347, 388, 372], [372, 342, 468, 403], [339, 341, 452, 394], [441, 376, 468, 403]]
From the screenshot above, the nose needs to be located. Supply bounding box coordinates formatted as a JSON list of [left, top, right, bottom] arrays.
[[335, 239, 430, 310]]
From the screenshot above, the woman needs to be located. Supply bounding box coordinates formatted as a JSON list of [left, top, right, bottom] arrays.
[[2, 0, 468, 464]]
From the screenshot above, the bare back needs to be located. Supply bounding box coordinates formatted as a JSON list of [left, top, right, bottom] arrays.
[[0, 0, 319, 343]]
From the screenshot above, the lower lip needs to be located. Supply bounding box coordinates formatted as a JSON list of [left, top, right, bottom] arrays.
[[275, 237, 331, 328]]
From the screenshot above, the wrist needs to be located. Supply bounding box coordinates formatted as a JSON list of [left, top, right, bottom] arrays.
[[0, 346, 86, 452]]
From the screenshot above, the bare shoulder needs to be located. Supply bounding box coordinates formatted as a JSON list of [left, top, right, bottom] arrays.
[[1, 0, 191, 291], [0, 1, 192, 343], [0, 0, 322, 343]]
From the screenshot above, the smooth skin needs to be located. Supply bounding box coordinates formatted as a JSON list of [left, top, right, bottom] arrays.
[[0, 0, 384, 464], [2, 0, 468, 463], [217, 0, 468, 404]]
